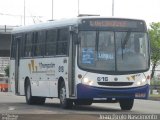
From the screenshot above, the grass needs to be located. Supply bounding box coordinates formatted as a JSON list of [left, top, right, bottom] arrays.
[[149, 94, 160, 97], [150, 80, 160, 85], [149, 94, 160, 100], [150, 78, 160, 85]]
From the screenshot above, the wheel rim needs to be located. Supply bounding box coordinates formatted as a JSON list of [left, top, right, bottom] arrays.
[[60, 86, 66, 104]]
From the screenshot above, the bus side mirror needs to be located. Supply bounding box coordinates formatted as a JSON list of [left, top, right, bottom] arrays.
[[74, 35, 81, 45], [72, 33, 80, 45], [77, 36, 81, 44], [69, 26, 78, 33]]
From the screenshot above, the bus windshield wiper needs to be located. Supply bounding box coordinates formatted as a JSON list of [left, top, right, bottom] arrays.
[[120, 31, 131, 59], [121, 31, 131, 49]]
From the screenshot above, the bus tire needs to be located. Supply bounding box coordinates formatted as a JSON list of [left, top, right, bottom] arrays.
[[59, 82, 73, 109], [25, 80, 35, 105], [35, 97, 46, 105], [119, 99, 134, 110], [74, 100, 92, 106]]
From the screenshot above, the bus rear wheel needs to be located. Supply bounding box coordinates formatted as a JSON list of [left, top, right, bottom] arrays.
[[25, 80, 45, 105], [119, 99, 134, 110], [59, 82, 73, 109]]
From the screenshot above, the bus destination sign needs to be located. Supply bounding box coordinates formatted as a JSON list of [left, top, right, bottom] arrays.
[[79, 19, 146, 31], [89, 20, 128, 28]]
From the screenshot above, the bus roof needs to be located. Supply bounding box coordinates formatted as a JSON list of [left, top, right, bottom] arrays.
[[12, 18, 79, 34], [12, 17, 145, 34]]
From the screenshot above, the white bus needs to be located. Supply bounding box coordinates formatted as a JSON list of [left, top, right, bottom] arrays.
[[10, 17, 150, 110]]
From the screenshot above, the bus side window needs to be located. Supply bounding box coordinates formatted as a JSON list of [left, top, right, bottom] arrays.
[[11, 35, 16, 59], [37, 31, 45, 56], [32, 32, 38, 56], [20, 34, 25, 58], [46, 29, 57, 56], [56, 28, 69, 55], [32, 31, 45, 57], [24, 33, 33, 57]]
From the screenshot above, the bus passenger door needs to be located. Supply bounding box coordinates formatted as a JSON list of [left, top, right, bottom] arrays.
[[68, 32, 76, 97], [15, 37, 21, 95]]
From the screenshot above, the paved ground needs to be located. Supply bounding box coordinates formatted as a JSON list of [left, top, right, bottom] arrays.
[[0, 92, 160, 120]]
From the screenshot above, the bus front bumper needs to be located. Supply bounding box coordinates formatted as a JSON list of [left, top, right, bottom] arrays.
[[77, 84, 149, 99]]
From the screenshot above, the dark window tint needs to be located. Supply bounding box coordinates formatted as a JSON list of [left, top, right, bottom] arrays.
[[46, 30, 57, 56], [56, 28, 69, 55], [33, 31, 45, 56], [11, 35, 16, 59], [20, 34, 25, 57], [24, 33, 33, 57]]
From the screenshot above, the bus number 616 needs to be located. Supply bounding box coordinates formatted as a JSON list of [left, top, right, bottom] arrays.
[[97, 77, 108, 82]]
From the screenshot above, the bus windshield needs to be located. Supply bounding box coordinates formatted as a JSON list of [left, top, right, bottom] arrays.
[[78, 31, 149, 73]]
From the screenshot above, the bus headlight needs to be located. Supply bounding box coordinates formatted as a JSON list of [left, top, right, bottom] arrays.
[[142, 79, 146, 83], [83, 78, 93, 86], [136, 81, 141, 86], [136, 79, 147, 86], [84, 78, 89, 83]]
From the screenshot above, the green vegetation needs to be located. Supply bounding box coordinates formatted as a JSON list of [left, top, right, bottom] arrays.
[[149, 94, 160, 97], [150, 77, 160, 85], [148, 22, 160, 79], [4, 65, 9, 77]]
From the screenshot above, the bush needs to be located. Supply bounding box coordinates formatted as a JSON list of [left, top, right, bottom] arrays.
[[4, 65, 9, 77]]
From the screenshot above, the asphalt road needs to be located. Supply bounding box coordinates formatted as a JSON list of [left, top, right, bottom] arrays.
[[0, 92, 160, 120]]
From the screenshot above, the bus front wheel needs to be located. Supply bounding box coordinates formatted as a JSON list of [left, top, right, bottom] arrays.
[[59, 82, 73, 109], [74, 100, 92, 106], [119, 99, 134, 110]]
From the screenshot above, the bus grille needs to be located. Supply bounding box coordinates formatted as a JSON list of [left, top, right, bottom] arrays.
[[97, 82, 133, 86]]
